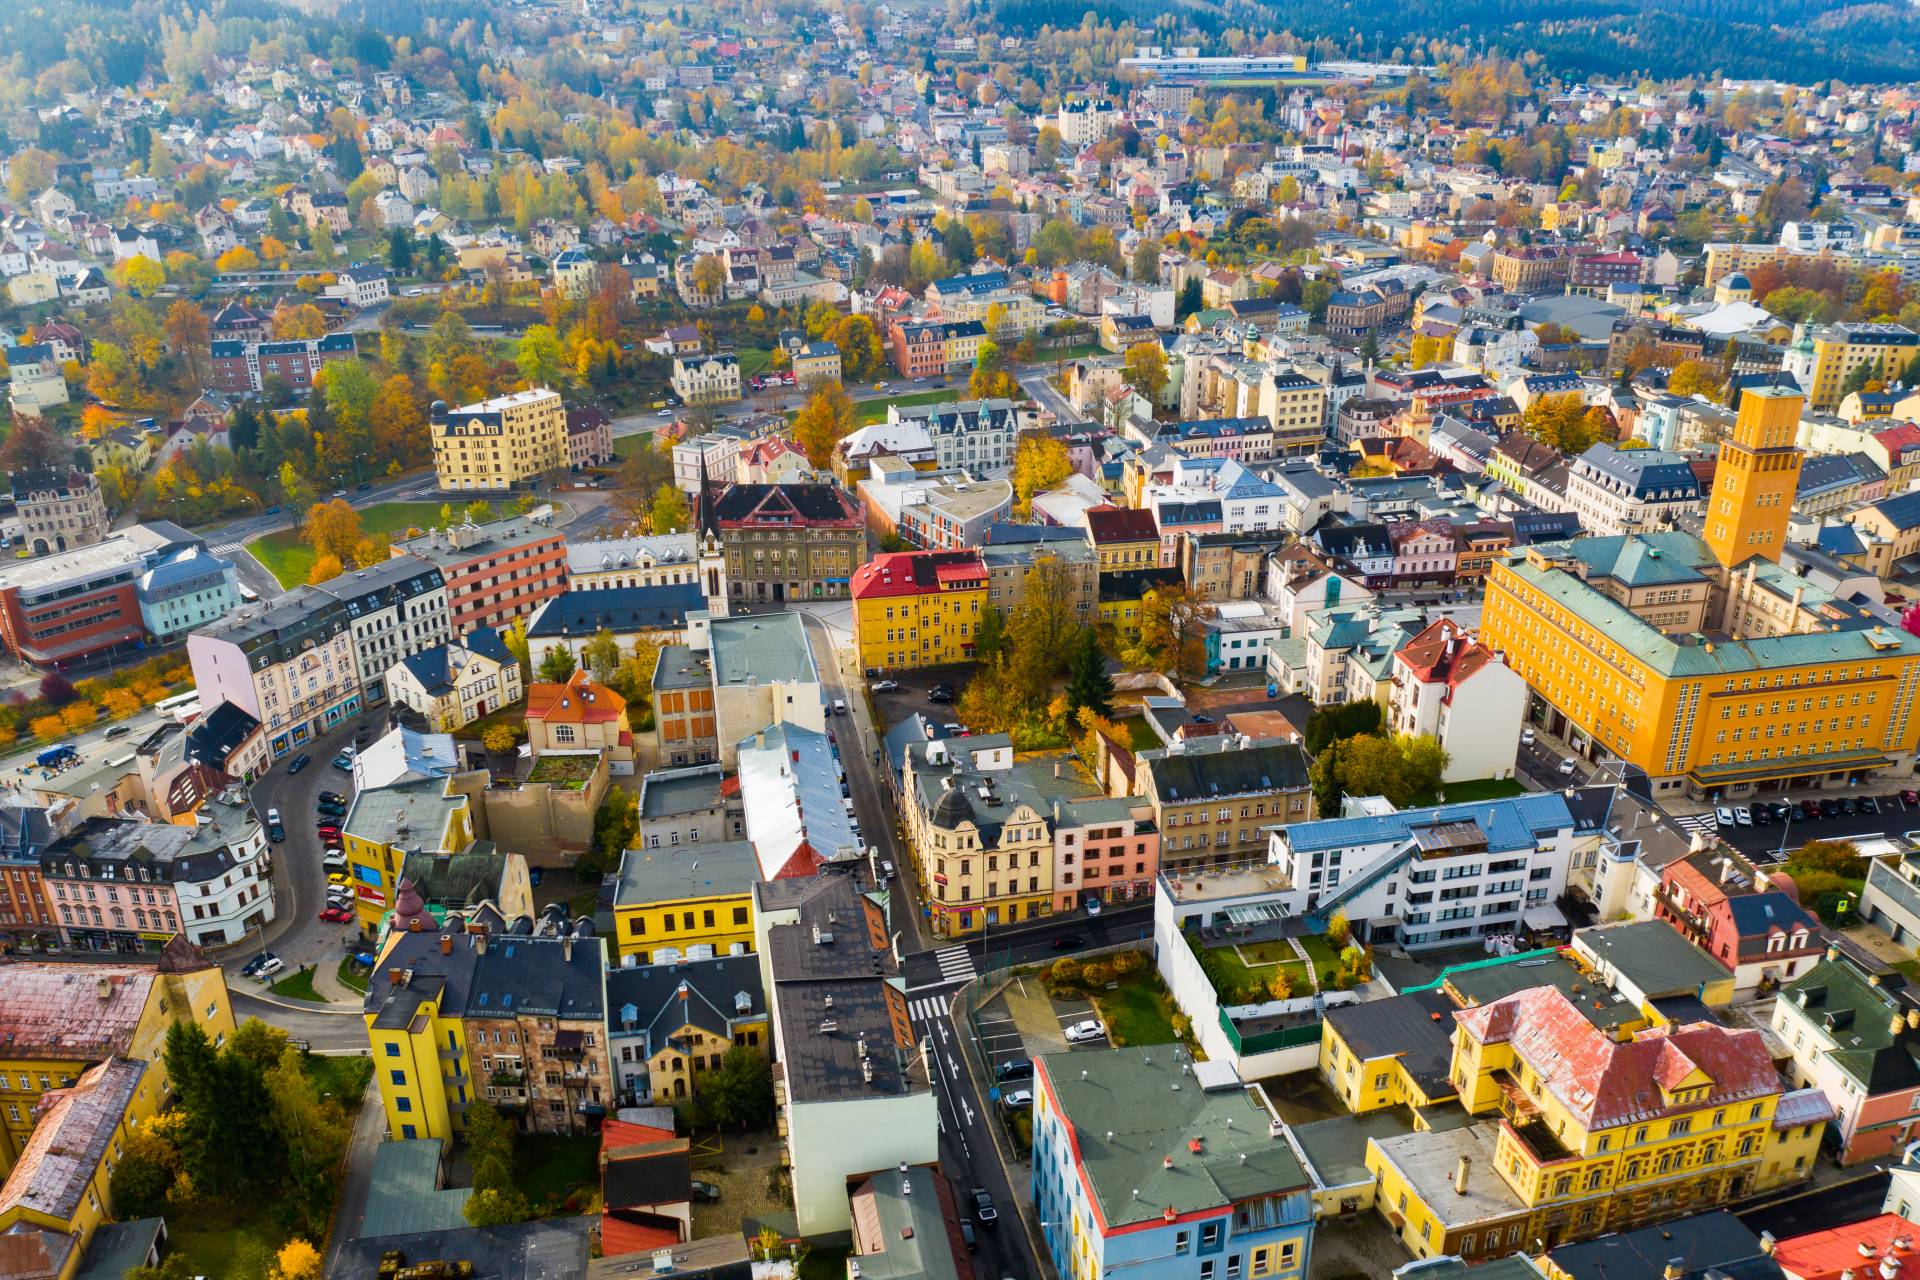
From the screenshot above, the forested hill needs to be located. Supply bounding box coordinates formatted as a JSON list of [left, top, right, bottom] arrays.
[[992, 0, 1920, 84]]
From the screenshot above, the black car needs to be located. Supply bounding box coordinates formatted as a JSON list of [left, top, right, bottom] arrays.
[[1050, 932, 1085, 951], [1771, 802, 1792, 821], [356, 481, 373, 492], [928, 685, 955, 703], [996, 1058, 1033, 1083], [1821, 798, 1841, 818], [1752, 806, 1771, 827], [1861, 796, 1881, 815], [1841, 796, 1859, 816], [690, 1180, 720, 1203], [286, 753, 311, 775], [318, 791, 345, 805], [971, 1188, 997, 1225], [103, 724, 131, 739]]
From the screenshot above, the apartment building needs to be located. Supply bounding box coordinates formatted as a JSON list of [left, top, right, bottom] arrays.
[[1652, 847, 1822, 996], [888, 319, 986, 377], [1786, 322, 1920, 411], [608, 838, 758, 964], [1387, 618, 1528, 783], [0, 525, 198, 669], [851, 549, 987, 671], [568, 534, 703, 591], [605, 953, 767, 1108], [188, 587, 363, 760], [980, 532, 1100, 626], [1491, 245, 1573, 294], [891, 398, 1031, 474], [310, 556, 451, 708], [1775, 953, 1920, 1166], [208, 331, 356, 394], [340, 774, 474, 931], [699, 481, 864, 604], [1137, 740, 1314, 875], [12, 468, 108, 556], [384, 627, 522, 732], [1563, 443, 1703, 537], [136, 546, 241, 641], [392, 515, 570, 635], [430, 388, 569, 493], [670, 353, 743, 406]]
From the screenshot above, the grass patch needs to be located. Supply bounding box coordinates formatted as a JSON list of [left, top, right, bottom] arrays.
[[518, 1134, 601, 1216], [851, 387, 964, 425], [1441, 778, 1528, 803], [613, 430, 659, 459], [167, 1207, 287, 1280], [246, 501, 444, 588], [1039, 341, 1107, 362], [1896, 958, 1920, 983], [1298, 934, 1347, 987], [304, 1054, 374, 1109], [463, 695, 529, 742], [269, 967, 322, 1002], [336, 955, 369, 993], [1121, 715, 1164, 752], [799, 1246, 853, 1280], [1200, 939, 1311, 999], [737, 347, 775, 379], [1091, 968, 1181, 1047], [527, 753, 598, 789]]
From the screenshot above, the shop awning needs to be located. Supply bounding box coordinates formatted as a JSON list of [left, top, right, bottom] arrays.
[[1686, 748, 1890, 788]]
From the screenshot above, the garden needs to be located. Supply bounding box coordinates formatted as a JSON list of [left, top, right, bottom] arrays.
[[1043, 949, 1182, 1047], [1183, 914, 1373, 1007], [246, 500, 443, 588]]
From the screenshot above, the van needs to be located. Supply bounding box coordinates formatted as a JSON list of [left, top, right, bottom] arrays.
[[832, 699, 848, 716], [104, 752, 135, 769]]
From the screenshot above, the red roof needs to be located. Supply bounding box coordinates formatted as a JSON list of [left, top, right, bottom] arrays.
[[1396, 617, 1497, 704], [527, 669, 628, 726], [1083, 505, 1159, 545], [1773, 1213, 1920, 1280], [850, 550, 987, 600]]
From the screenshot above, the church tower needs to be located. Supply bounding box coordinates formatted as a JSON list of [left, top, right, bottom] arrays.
[[695, 452, 729, 617], [1704, 384, 1803, 573]]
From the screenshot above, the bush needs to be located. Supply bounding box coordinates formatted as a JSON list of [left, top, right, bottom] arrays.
[[1079, 961, 1114, 988], [1110, 950, 1146, 978], [1325, 912, 1352, 948], [1049, 957, 1081, 987], [1267, 970, 1295, 1000]]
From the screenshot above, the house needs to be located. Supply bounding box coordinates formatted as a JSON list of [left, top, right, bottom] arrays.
[[526, 669, 636, 772], [1387, 618, 1528, 783], [605, 953, 767, 1107], [384, 628, 522, 732], [599, 1117, 693, 1255], [1773, 953, 1920, 1166], [1654, 847, 1823, 996]]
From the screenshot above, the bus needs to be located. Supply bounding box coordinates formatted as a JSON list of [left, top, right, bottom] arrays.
[[154, 692, 202, 723]]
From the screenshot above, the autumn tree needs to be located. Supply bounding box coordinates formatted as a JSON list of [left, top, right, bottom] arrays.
[[828, 314, 886, 382], [691, 254, 727, 298], [1121, 342, 1170, 407], [303, 499, 364, 567], [307, 553, 344, 584], [113, 255, 165, 297], [793, 381, 856, 466], [649, 483, 690, 534], [516, 324, 565, 388], [272, 304, 326, 340], [1667, 359, 1722, 400], [0, 416, 72, 473], [969, 340, 1019, 400], [214, 245, 260, 274], [1011, 434, 1071, 519], [164, 300, 211, 382], [271, 1240, 322, 1280], [1128, 584, 1212, 682]]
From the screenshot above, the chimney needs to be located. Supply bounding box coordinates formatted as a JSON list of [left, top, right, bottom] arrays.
[[388, 967, 404, 986], [1720, 857, 1737, 884], [1907, 1009, 1919, 1031], [1454, 1154, 1470, 1194], [1759, 1232, 1776, 1256], [1664, 1261, 1685, 1280], [1898, 1010, 1910, 1037], [440, 934, 453, 955], [475, 931, 488, 956], [562, 934, 574, 963], [1829, 944, 1841, 961], [95, 977, 111, 1000]]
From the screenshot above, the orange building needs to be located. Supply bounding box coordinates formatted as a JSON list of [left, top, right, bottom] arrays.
[[526, 669, 635, 771]]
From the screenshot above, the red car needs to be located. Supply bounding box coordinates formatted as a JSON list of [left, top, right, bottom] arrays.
[[318, 906, 353, 922], [316, 824, 342, 839]]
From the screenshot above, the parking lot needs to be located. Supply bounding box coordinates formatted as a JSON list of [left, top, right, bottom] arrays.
[[867, 661, 976, 738], [971, 973, 1113, 1110], [1703, 790, 1920, 860]]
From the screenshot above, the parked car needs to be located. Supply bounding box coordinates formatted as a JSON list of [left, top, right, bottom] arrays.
[[286, 753, 311, 775], [690, 1180, 721, 1203], [332, 751, 355, 770], [266, 808, 285, 842], [254, 956, 286, 981], [1063, 1019, 1106, 1044], [240, 952, 279, 978], [1752, 806, 1771, 827], [1903, 790, 1919, 806], [1862, 796, 1881, 815], [971, 1188, 997, 1225], [1558, 758, 1577, 776], [871, 680, 900, 692], [832, 699, 847, 715], [1733, 806, 1751, 826], [317, 824, 342, 840], [1520, 728, 1536, 746], [318, 906, 353, 922], [1050, 932, 1085, 951], [1771, 802, 1792, 821], [880, 860, 896, 880], [1841, 796, 1859, 815], [1001, 1089, 1033, 1110], [960, 1222, 976, 1251], [1821, 798, 1841, 818], [996, 1058, 1033, 1083], [318, 791, 346, 805], [928, 685, 955, 703], [1715, 806, 1736, 828]]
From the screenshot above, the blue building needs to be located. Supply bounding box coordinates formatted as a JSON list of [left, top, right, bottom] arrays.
[[1033, 1045, 1315, 1280]]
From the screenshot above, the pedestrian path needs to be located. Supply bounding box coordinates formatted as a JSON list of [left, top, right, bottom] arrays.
[[210, 541, 248, 556], [1671, 811, 1719, 840], [935, 945, 977, 984], [908, 992, 955, 1022]]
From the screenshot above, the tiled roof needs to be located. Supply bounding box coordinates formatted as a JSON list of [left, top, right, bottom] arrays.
[[526, 670, 627, 725], [0, 1057, 144, 1224]]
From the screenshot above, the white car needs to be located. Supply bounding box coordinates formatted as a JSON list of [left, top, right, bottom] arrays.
[[871, 679, 900, 693], [1520, 728, 1535, 746], [254, 956, 286, 981], [1715, 806, 1737, 828], [1063, 1019, 1106, 1044], [1558, 758, 1577, 776], [1734, 806, 1752, 826], [1001, 1089, 1034, 1110]]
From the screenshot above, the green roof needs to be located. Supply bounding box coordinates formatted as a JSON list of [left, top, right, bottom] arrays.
[[1782, 957, 1920, 1094], [1036, 1046, 1307, 1227], [361, 1140, 471, 1239]]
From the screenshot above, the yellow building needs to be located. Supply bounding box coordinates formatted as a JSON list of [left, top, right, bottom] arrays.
[[1096, 568, 1180, 644], [341, 777, 475, 932], [849, 550, 988, 672], [1084, 505, 1161, 574], [1481, 385, 1920, 800], [1361, 984, 1826, 1262], [609, 840, 757, 963], [0, 1057, 158, 1279], [606, 953, 768, 1107], [430, 387, 569, 494], [1796, 322, 1920, 411], [0, 940, 235, 1175]]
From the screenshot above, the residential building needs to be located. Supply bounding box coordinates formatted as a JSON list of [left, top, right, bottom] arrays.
[[851, 550, 987, 671], [565, 405, 615, 470], [707, 612, 826, 770], [188, 587, 362, 759], [1387, 618, 1528, 783], [0, 939, 234, 1174], [981, 533, 1100, 627], [1056, 97, 1118, 146], [385, 627, 522, 732], [1085, 505, 1162, 575], [606, 953, 767, 1107], [340, 777, 474, 930], [889, 398, 1031, 474], [0, 527, 194, 670], [1491, 245, 1572, 294], [524, 583, 707, 667], [753, 873, 936, 1235], [636, 763, 742, 851], [364, 918, 609, 1140], [670, 353, 742, 406], [2, 346, 68, 415], [392, 515, 570, 636], [134, 546, 240, 641], [845, 1166, 973, 1280], [651, 645, 718, 766], [888, 319, 987, 377], [738, 722, 859, 880], [430, 389, 569, 493], [567, 534, 703, 591], [311, 557, 451, 709], [1653, 847, 1822, 996], [1049, 794, 1160, 915], [608, 838, 758, 964], [1563, 444, 1703, 537], [697, 481, 864, 605], [208, 332, 356, 394], [1482, 386, 1920, 800], [792, 342, 841, 387], [11, 469, 107, 556], [1774, 953, 1920, 1166], [1032, 1046, 1315, 1280], [526, 670, 636, 773], [1138, 740, 1314, 875], [42, 800, 273, 951], [1792, 322, 1920, 411], [0, 805, 57, 954]]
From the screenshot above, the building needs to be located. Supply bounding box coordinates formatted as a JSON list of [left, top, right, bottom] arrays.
[[1481, 386, 1920, 800], [526, 669, 636, 773], [1387, 618, 1528, 783], [565, 404, 615, 470], [703, 612, 825, 770], [889, 319, 987, 378], [135, 546, 240, 642], [364, 918, 610, 1140], [525, 583, 707, 668], [670, 353, 742, 406], [311, 556, 451, 709], [636, 763, 741, 853], [1057, 97, 1118, 146], [1793, 323, 1920, 411], [1774, 952, 1920, 1166], [208, 332, 356, 394], [385, 628, 522, 732], [0, 528, 194, 670], [698, 481, 864, 604], [188, 588, 363, 760], [11, 469, 108, 556], [1032, 1046, 1315, 1280], [43, 801, 273, 951], [0, 939, 234, 1174], [1364, 984, 1824, 1260], [392, 516, 570, 636], [430, 389, 569, 493], [738, 721, 859, 881], [1491, 245, 1572, 295], [1050, 794, 1160, 915], [792, 342, 842, 387], [1653, 847, 1822, 996], [605, 953, 767, 1107], [651, 645, 718, 766], [1563, 444, 1702, 537], [851, 550, 987, 671], [1085, 505, 1162, 575], [1138, 741, 1314, 875], [340, 777, 474, 929], [753, 873, 936, 1235], [608, 838, 758, 964], [891, 398, 1032, 474], [568, 535, 703, 592]]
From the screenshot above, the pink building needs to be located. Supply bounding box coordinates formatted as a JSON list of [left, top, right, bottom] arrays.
[[1388, 518, 1458, 587], [1051, 795, 1160, 914], [1774, 952, 1920, 1165]]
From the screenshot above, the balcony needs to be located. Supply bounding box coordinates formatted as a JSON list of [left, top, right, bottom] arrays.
[[438, 1045, 462, 1062], [489, 1070, 524, 1087]]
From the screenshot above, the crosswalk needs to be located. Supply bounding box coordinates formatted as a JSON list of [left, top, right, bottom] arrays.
[[934, 945, 977, 984], [1671, 812, 1719, 841], [908, 992, 955, 1022], [210, 542, 247, 557]]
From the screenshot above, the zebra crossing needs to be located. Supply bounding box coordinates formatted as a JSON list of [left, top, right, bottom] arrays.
[[1671, 811, 1719, 840], [908, 992, 955, 1023], [210, 542, 247, 557], [934, 945, 977, 984]]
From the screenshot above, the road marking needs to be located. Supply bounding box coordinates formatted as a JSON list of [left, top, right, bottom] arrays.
[[909, 993, 955, 1021], [935, 945, 978, 983], [210, 542, 248, 556], [1671, 812, 1718, 839]]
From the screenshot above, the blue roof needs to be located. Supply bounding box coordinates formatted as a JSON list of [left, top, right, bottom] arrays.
[[527, 583, 706, 638], [1280, 792, 1577, 855], [1816, 523, 1868, 557], [1870, 488, 1920, 532]]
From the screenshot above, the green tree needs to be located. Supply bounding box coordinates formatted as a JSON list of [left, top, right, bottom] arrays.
[[973, 605, 1008, 665], [582, 628, 622, 684], [538, 645, 577, 682], [387, 228, 414, 274], [588, 784, 639, 876], [1121, 342, 1170, 406], [463, 499, 495, 524], [265, 1044, 351, 1237], [1301, 279, 1333, 320], [1131, 240, 1160, 283], [649, 483, 690, 534], [1064, 627, 1113, 719], [109, 1129, 181, 1220], [515, 324, 566, 388], [699, 1044, 775, 1130], [466, 1187, 533, 1227], [1176, 276, 1203, 321]]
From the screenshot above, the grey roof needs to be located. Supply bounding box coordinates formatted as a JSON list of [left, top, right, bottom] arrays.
[[330, 1218, 593, 1280], [613, 841, 760, 906], [1324, 988, 1458, 1097], [709, 612, 816, 686], [361, 1139, 471, 1239], [1143, 741, 1311, 806], [607, 953, 765, 1053], [1573, 443, 1701, 501], [42, 802, 261, 885], [1544, 1211, 1769, 1280], [312, 553, 445, 613], [1574, 920, 1731, 999], [651, 644, 712, 693], [526, 583, 707, 639], [72, 1218, 166, 1280], [365, 927, 606, 1028], [198, 584, 351, 663], [566, 533, 699, 575], [136, 545, 233, 602], [848, 1166, 966, 1280], [637, 763, 729, 819]]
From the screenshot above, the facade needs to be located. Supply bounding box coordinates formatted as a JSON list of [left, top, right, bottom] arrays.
[[1775, 954, 1920, 1166], [652, 645, 718, 766], [312, 556, 451, 708], [891, 398, 1030, 474], [609, 839, 758, 964], [850, 550, 988, 671], [565, 405, 616, 470], [364, 921, 610, 1140], [1033, 1046, 1314, 1280], [1563, 444, 1702, 537], [208, 332, 355, 394], [391, 516, 570, 636], [188, 587, 362, 760], [1050, 794, 1160, 914], [636, 763, 742, 852], [12, 468, 108, 556], [1387, 618, 1529, 783], [670, 353, 743, 406], [699, 481, 864, 604], [889, 319, 987, 377], [568, 534, 703, 591], [430, 389, 569, 493], [527, 669, 635, 769], [1797, 323, 1920, 411], [606, 953, 768, 1108], [0, 532, 169, 669], [385, 627, 522, 732], [1139, 742, 1314, 875], [1653, 848, 1822, 995], [135, 546, 240, 641]]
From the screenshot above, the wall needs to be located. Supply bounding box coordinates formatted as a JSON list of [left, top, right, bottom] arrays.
[[785, 1090, 940, 1235], [465, 759, 608, 858]]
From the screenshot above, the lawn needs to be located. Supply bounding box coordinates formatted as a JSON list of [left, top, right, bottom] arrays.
[[246, 501, 444, 588], [612, 430, 659, 460], [463, 696, 529, 743], [1298, 934, 1348, 987], [1441, 778, 1528, 803], [1038, 341, 1106, 363], [269, 967, 322, 1002], [305, 1054, 374, 1109], [1896, 958, 1920, 983], [1201, 939, 1312, 999], [518, 1134, 602, 1216], [851, 387, 963, 425], [1090, 967, 1181, 1048], [336, 955, 369, 993], [738, 347, 775, 379], [1120, 715, 1164, 752], [528, 753, 598, 789]]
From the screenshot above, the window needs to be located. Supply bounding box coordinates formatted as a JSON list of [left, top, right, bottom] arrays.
[[1176, 1232, 1190, 1256], [1202, 1224, 1221, 1248]]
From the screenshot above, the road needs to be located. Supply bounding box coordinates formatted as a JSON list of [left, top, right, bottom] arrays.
[[1019, 368, 1084, 426]]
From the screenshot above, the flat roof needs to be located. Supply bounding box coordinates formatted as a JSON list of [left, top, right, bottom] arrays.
[[1293, 1111, 1418, 1191], [638, 764, 727, 818], [614, 841, 759, 906], [361, 1139, 472, 1239], [1160, 863, 1295, 904], [1369, 1121, 1525, 1230], [1574, 920, 1730, 1000], [344, 778, 467, 851], [709, 613, 816, 686]]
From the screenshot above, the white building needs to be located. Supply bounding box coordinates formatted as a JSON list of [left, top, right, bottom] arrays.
[[1386, 618, 1528, 783], [310, 557, 452, 708], [1057, 98, 1117, 147]]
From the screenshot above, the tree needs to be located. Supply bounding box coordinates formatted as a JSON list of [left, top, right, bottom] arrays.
[[588, 785, 639, 876], [1409, 334, 1447, 368], [303, 500, 363, 566], [306, 553, 344, 585], [164, 300, 211, 380], [503, 616, 531, 680], [1121, 342, 1169, 406], [792, 382, 856, 467], [969, 341, 1019, 400], [482, 723, 521, 754], [1011, 434, 1072, 519], [700, 1044, 775, 1130], [1130, 585, 1211, 682], [109, 1129, 180, 1220], [114, 255, 166, 297], [1326, 910, 1352, 947], [1131, 240, 1160, 284], [1667, 359, 1722, 400], [38, 672, 75, 706], [538, 645, 578, 682], [387, 229, 415, 274], [465, 1187, 533, 1228], [1065, 627, 1113, 719], [516, 325, 565, 388], [1176, 276, 1203, 321], [582, 629, 622, 685], [826, 315, 885, 382], [690, 254, 727, 298], [271, 303, 326, 341], [271, 1241, 323, 1280], [464, 499, 495, 524], [0, 416, 71, 474], [1301, 279, 1333, 321], [649, 483, 690, 534], [1309, 732, 1449, 812]]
